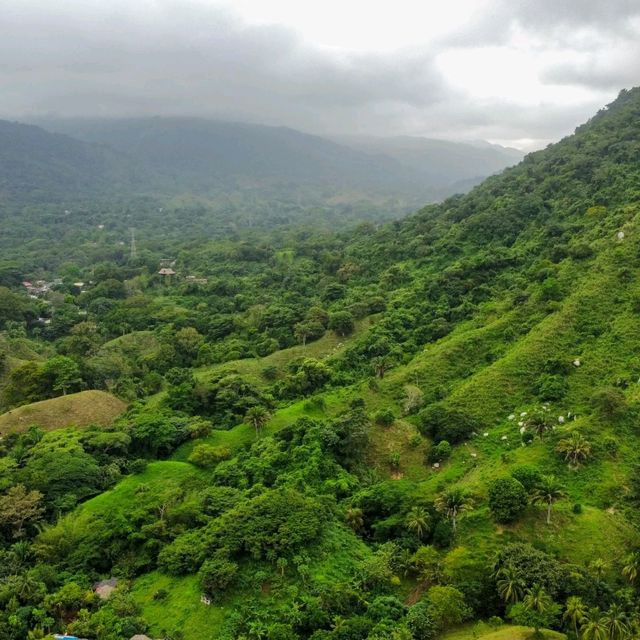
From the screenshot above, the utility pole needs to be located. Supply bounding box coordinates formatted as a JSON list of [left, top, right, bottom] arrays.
[[129, 227, 137, 261]]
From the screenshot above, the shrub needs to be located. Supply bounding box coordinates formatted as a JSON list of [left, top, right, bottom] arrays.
[[188, 444, 232, 468], [374, 408, 395, 427], [418, 405, 478, 444], [427, 441, 451, 464], [488, 477, 528, 523], [198, 551, 238, 600], [511, 465, 541, 492], [425, 585, 471, 629], [572, 503, 583, 514], [406, 602, 437, 640]]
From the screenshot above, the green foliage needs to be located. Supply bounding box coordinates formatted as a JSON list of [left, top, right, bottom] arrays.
[[488, 477, 528, 524]]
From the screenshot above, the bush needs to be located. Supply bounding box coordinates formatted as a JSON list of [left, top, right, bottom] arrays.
[[591, 386, 627, 419], [488, 477, 528, 523], [198, 551, 238, 599], [425, 585, 471, 629], [328, 311, 355, 336], [188, 444, 232, 468], [572, 503, 583, 514], [418, 405, 478, 444], [427, 440, 451, 464], [406, 602, 437, 640], [511, 465, 541, 492], [374, 408, 395, 427]]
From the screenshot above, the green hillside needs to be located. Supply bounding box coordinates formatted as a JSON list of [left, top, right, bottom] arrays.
[[1, 88, 640, 640]]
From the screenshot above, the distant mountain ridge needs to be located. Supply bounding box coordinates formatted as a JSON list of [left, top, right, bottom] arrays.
[[27, 117, 521, 196]]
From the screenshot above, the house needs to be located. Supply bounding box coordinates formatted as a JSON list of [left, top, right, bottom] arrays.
[[94, 577, 118, 599], [159, 258, 176, 268], [129, 635, 154, 640], [158, 268, 176, 277]]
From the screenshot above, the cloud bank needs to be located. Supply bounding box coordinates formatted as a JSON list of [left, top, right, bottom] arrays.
[[1, 0, 639, 148]]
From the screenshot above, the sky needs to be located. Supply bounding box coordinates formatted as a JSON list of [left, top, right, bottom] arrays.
[[1, 0, 639, 149]]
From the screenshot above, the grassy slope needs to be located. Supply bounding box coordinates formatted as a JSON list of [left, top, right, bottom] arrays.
[[0, 389, 127, 436], [441, 624, 566, 640]]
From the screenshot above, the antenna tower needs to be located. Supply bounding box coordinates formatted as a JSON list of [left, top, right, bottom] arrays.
[[129, 227, 138, 261]]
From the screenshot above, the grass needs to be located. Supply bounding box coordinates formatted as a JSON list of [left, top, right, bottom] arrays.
[[441, 623, 566, 640], [131, 572, 226, 640], [77, 460, 202, 516], [0, 390, 127, 436]]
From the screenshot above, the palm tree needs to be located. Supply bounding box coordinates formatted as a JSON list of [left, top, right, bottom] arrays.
[[522, 584, 552, 639], [405, 506, 430, 540], [345, 506, 364, 532], [527, 412, 552, 441], [496, 565, 525, 604], [601, 603, 629, 640], [244, 406, 270, 438], [587, 558, 608, 580], [434, 487, 473, 533], [622, 551, 640, 586], [523, 583, 552, 613], [563, 595, 587, 639], [580, 608, 608, 640], [531, 475, 567, 525], [556, 432, 591, 468]]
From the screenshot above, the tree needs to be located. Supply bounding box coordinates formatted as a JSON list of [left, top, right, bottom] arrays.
[[621, 551, 640, 585], [0, 485, 44, 538], [328, 311, 354, 337], [294, 320, 325, 346], [556, 432, 591, 468], [580, 608, 608, 640], [42, 356, 82, 396], [488, 477, 528, 523], [562, 596, 587, 639], [405, 602, 437, 640], [601, 603, 630, 640], [496, 565, 525, 604], [198, 552, 238, 600], [435, 487, 473, 533], [531, 475, 566, 525], [244, 406, 270, 438], [405, 506, 430, 540], [526, 411, 553, 441], [345, 506, 364, 532], [510, 584, 559, 639], [425, 585, 471, 629]]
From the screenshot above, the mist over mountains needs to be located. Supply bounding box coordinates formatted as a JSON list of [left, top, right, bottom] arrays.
[[2, 116, 522, 209]]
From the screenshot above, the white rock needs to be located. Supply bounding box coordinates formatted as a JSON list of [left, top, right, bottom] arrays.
[[483, 432, 489, 437], [432, 462, 440, 469], [558, 416, 565, 423], [520, 426, 526, 434], [617, 231, 625, 241], [501, 435, 508, 440], [470, 453, 477, 458], [573, 359, 581, 367], [518, 421, 524, 427], [508, 414, 515, 420], [520, 411, 527, 417]]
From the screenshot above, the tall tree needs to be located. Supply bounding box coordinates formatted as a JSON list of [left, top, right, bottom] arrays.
[[434, 487, 472, 533], [563, 596, 587, 639], [405, 506, 431, 540], [531, 475, 567, 525], [244, 406, 270, 438]]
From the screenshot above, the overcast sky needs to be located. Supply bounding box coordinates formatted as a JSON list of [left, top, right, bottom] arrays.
[[1, 0, 639, 149]]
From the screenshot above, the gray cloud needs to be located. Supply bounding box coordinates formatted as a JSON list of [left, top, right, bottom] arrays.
[[0, 0, 638, 147]]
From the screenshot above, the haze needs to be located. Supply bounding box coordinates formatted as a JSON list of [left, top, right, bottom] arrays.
[[2, 0, 639, 149]]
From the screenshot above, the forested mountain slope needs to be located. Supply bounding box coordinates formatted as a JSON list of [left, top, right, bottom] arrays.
[[0, 89, 639, 640]]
